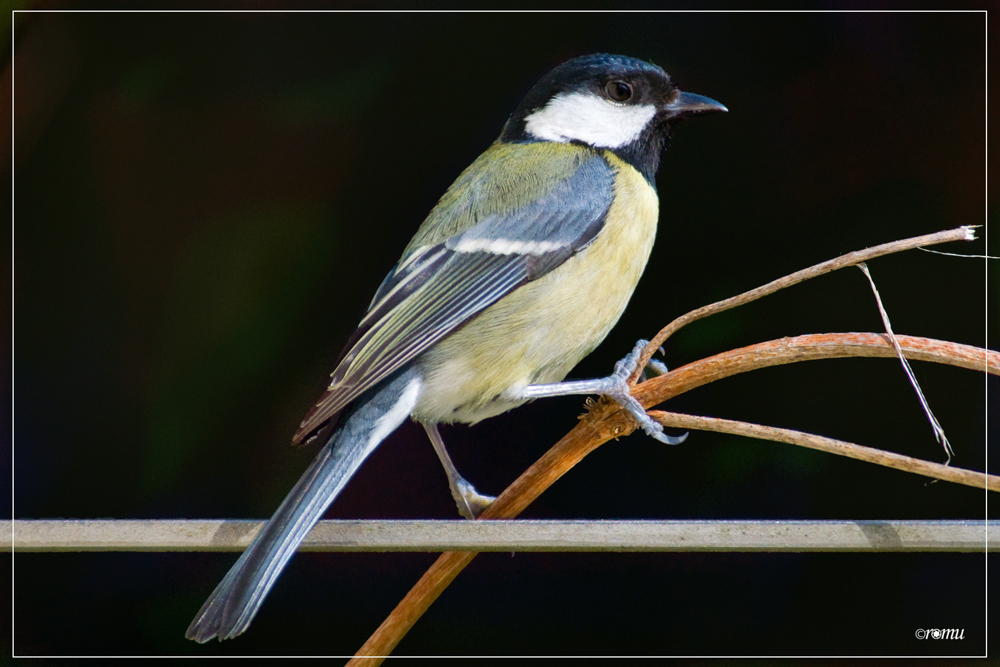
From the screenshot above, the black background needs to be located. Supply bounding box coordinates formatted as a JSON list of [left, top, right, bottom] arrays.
[[11, 9, 993, 658]]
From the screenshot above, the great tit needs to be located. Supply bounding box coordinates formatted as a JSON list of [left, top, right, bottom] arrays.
[[187, 53, 725, 643]]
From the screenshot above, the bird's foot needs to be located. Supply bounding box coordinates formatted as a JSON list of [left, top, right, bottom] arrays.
[[520, 340, 687, 445], [601, 339, 687, 445], [450, 476, 496, 520]]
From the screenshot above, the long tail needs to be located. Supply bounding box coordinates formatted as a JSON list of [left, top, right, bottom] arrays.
[[186, 367, 423, 642]]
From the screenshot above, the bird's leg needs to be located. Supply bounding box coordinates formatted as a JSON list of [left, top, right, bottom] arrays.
[[521, 339, 688, 445], [423, 422, 496, 520]]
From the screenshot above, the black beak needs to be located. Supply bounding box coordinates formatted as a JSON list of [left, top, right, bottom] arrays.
[[663, 91, 728, 118]]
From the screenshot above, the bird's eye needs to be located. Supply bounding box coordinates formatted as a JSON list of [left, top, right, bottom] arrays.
[[605, 80, 633, 102]]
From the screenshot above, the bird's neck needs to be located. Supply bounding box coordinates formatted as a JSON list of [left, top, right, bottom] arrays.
[[499, 120, 669, 191], [605, 124, 669, 190]]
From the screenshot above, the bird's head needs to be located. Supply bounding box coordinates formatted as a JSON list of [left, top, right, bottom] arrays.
[[501, 53, 726, 182]]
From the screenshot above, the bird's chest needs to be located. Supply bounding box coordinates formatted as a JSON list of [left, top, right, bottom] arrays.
[[521, 161, 660, 371]]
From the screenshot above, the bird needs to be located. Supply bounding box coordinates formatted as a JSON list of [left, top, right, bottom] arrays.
[[186, 53, 726, 643]]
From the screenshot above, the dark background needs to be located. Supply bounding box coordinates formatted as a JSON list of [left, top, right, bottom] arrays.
[[10, 9, 993, 658]]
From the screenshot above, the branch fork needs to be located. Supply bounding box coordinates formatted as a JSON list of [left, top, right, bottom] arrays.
[[349, 226, 990, 663]]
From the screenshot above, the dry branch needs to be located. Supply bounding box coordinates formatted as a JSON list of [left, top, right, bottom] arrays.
[[647, 411, 996, 491], [351, 333, 996, 663], [350, 226, 987, 663], [630, 225, 977, 380], [630, 333, 996, 408]]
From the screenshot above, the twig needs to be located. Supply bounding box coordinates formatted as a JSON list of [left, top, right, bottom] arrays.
[[350, 332, 996, 663], [629, 333, 996, 409], [857, 263, 952, 462], [646, 411, 995, 491], [918, 248, 998, 259], [629, 225, 977, 382], [350, 552, 477, 665]]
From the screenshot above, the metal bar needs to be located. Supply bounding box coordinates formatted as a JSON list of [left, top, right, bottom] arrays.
[[5, 519, 995, 553]]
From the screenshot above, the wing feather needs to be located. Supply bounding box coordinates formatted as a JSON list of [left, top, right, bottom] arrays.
[[293, 151, 615, 444]]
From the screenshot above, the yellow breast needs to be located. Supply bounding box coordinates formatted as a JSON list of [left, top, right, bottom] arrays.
[[413, 152, 659, 424]]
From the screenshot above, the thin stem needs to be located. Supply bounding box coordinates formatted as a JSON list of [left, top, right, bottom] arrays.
[[629, 225, 977, 383], [647, 411, 997, 491], [856, 263, 953, 461]]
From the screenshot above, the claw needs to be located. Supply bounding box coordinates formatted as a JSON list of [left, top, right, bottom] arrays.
[[643, 359, 669, 380], [609, 340, 687, 445]]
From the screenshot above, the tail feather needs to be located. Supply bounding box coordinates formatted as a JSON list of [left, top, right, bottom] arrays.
[[186, 367, 423, 642]]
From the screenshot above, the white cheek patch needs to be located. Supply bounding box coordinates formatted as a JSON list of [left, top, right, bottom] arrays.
[[524, 92, 657, 148]]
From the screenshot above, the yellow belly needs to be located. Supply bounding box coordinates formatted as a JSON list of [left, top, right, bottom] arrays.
[[412, 153, 659, 424]]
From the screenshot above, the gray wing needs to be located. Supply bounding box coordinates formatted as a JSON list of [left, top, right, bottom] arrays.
[[293, 152, 615, 443]]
